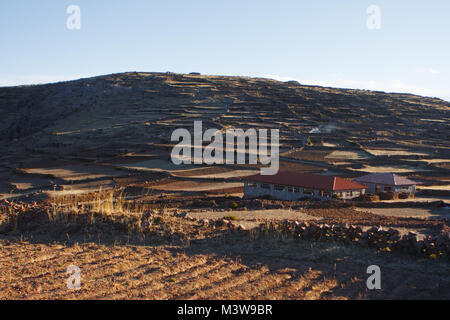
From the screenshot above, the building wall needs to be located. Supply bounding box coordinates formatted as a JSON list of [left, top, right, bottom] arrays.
[[363, 183, 416, 194], [337, 189, 365, 200], [243, 182, 364, 201]]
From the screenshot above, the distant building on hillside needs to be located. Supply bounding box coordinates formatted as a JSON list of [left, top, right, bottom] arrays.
[[353, 173, 417, 195], [243, 172, 367, 201]]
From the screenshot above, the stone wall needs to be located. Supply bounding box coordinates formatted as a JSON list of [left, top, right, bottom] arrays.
[[209, 219, 450, 259]]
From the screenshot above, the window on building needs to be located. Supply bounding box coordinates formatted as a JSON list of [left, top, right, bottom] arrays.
[[261, 184, 271, 189], [346, 191, 352, 197], [274, 185, 285, 191], [293, 187, 300, 193], [304, 189, 314, 195]]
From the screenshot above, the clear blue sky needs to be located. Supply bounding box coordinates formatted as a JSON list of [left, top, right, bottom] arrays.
[[1, 0, 449, 101]]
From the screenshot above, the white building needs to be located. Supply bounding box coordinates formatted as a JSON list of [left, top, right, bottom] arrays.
[[353, 173, 417, 195], [243, 172, 367, 201]]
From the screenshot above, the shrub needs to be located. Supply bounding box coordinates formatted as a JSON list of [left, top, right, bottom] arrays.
[[379, 192, 395, 200], [357, 194, 379, 202], [223, 215, 238, 221]]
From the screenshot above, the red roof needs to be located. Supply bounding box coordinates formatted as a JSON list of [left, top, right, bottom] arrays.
[[243, 171, 367, 191]]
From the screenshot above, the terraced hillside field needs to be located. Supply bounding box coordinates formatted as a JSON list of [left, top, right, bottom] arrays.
[[0, 72, 448, 204], [1, 72, 449, 158]]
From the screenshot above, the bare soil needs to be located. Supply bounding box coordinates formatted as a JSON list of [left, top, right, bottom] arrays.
[[1, 212, 449, 300]]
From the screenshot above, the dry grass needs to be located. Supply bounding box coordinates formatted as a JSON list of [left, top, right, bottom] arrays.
[[47, 188, 147, 217]]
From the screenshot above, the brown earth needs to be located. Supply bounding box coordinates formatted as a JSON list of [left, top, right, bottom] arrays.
[[1, 209, 449, 300]]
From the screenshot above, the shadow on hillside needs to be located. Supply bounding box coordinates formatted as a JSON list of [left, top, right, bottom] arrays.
[[1, 216, 449, 300]]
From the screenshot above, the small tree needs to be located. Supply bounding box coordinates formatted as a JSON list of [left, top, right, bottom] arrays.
[[333, 193, 342, 200]]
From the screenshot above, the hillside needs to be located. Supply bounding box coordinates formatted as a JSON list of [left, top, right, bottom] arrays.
[[1, 72, 449, 300], [0, 72, 448, 200], [0, 72, 449, 161]]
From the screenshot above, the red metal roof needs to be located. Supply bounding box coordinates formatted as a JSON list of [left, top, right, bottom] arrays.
[[243, 171, 367, 191]]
